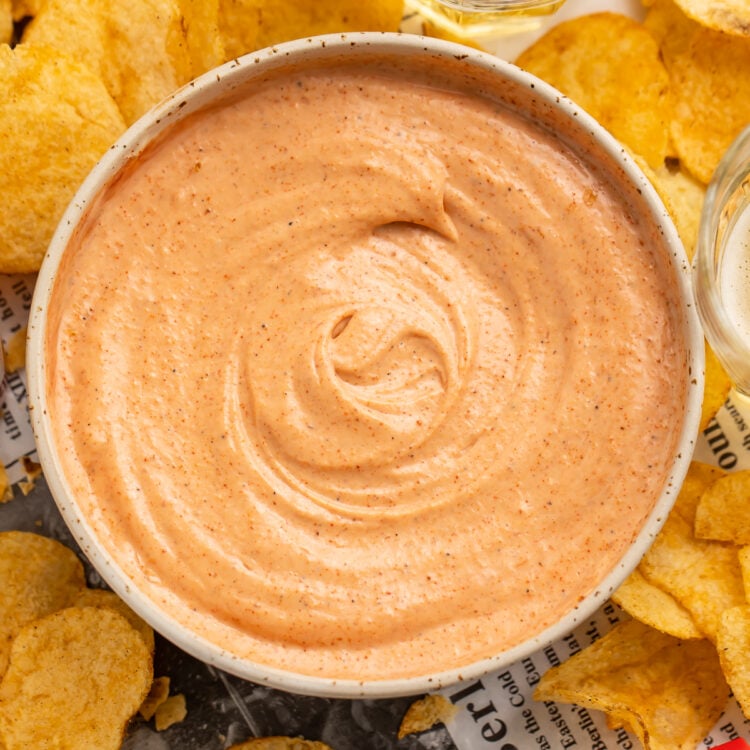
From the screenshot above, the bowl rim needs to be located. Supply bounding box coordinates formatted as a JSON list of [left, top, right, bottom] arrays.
[[26, 30, 705, 699]]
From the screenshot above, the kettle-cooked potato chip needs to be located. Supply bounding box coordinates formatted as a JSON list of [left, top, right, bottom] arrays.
[[534, 619, 728, 750], [701, 343, 732, 431], [695, 470, 750, 545], [177, 0, 226, 77], [22, 0, 193, 124], [70, 587, 155, 654], [0, 0, 11, 44], [648, 160, 705, 261], [10, 0, 39, 21], [218, 0, 404, 60], [611, 569, 703, 640], [0, 607, 152, 750], [514, 12, 671, 169], [0, 531, 85, 678], [0, 43, 126, 273], [672, 0, 750, 37], [639, 509, 745, 641], [717, 605, 750, 719], [644, 0, 750, 184]]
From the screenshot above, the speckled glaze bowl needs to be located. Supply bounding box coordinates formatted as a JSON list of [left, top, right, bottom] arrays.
[[27, 32, 704, 699]]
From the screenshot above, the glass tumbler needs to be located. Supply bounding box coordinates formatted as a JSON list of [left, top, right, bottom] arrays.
[[405, 0, 568, 37], [693, 125, 750, 399]]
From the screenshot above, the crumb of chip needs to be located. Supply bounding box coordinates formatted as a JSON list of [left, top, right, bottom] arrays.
[[139, 675, 171, 721], [3, 326, 26, 373], [154, 693, 187, 731], [17, 455, 42, 496], [398, 694, 457, 739]]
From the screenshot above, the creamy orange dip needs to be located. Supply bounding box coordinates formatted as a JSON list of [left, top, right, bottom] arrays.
[[45, 58, 689, 681]]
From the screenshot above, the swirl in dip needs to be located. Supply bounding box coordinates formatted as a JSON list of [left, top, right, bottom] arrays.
[[44, 53, 690, 683]]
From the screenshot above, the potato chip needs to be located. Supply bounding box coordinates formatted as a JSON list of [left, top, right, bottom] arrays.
[[670, 461, 726, 526], [218, 0, 404, 60], [611, 569, 702, 640], [0, 465, 11, 504], [638, 508, 745, 640], [515, 12, 670, 169], [70, 587, 155, 654], [534, 619, 728, 750], [0, 0, 11, 45], [739, 546, 750, 598], [695, 470, 750, 545], [672, 0, 750, 37], [10, 0, 39, 21], [647, 159, 705, 261], [177, 0, 226, 77], [701, 343, 732, 431], [139, 676, 171, 721], [0, 607, 152, 750], [22, 0, 193, 124], [228, 738, 333, 750], [717, 605, 750, 719], [644, 0, 750, 184], [398, 694, 457, 738], [0, 531, 85, 677], [0, 43, 125, 273]]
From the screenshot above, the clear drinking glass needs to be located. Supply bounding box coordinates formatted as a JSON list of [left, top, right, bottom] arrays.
[[405, 0, 568, 37], [693, 125, 750, 398]]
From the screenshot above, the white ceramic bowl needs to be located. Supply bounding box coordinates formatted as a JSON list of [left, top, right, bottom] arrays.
[[27, 32, 704, 699]]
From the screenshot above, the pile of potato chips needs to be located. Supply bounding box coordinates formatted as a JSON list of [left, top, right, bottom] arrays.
[[0, 531, 155, 748], [515, 4, 750, 744], [0, 0, 404, 275]]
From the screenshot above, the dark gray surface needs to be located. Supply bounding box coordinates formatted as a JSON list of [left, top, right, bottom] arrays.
[[0, 476, 457, 750]]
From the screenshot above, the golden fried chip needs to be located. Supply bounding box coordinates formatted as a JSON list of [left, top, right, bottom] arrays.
[[701, 343, 732, 431], [177, 0, 225, 76], [695, 470, 750, 544], [717, 605, 750, 719], [398, 694, 457, 739], [739, 546, 750, 598], [611, 569, 702, 640], [638, 508, 745, 640], [10, 0, 40, 21], [534, 619, 728, 750], [644, 0, 750, 184], [672, 0, 750, 37], [154, 693, 187, 731], [228, 738, 333, 750], [0, 607, 153, 750], [2, 327, 25, 374], [218, 0, 404, 60], [648, 160, 705, 261], [515, 12, 670, 169], [139, 676, 171, 721], [0, 0, 11, 44], [0, 43, 125, 273], [70, 587, 155, 654], [0, 465, 11, 504], [0, 531, 85, 677], [670, 461, 726, 525], [22, 0, 193, 124]]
